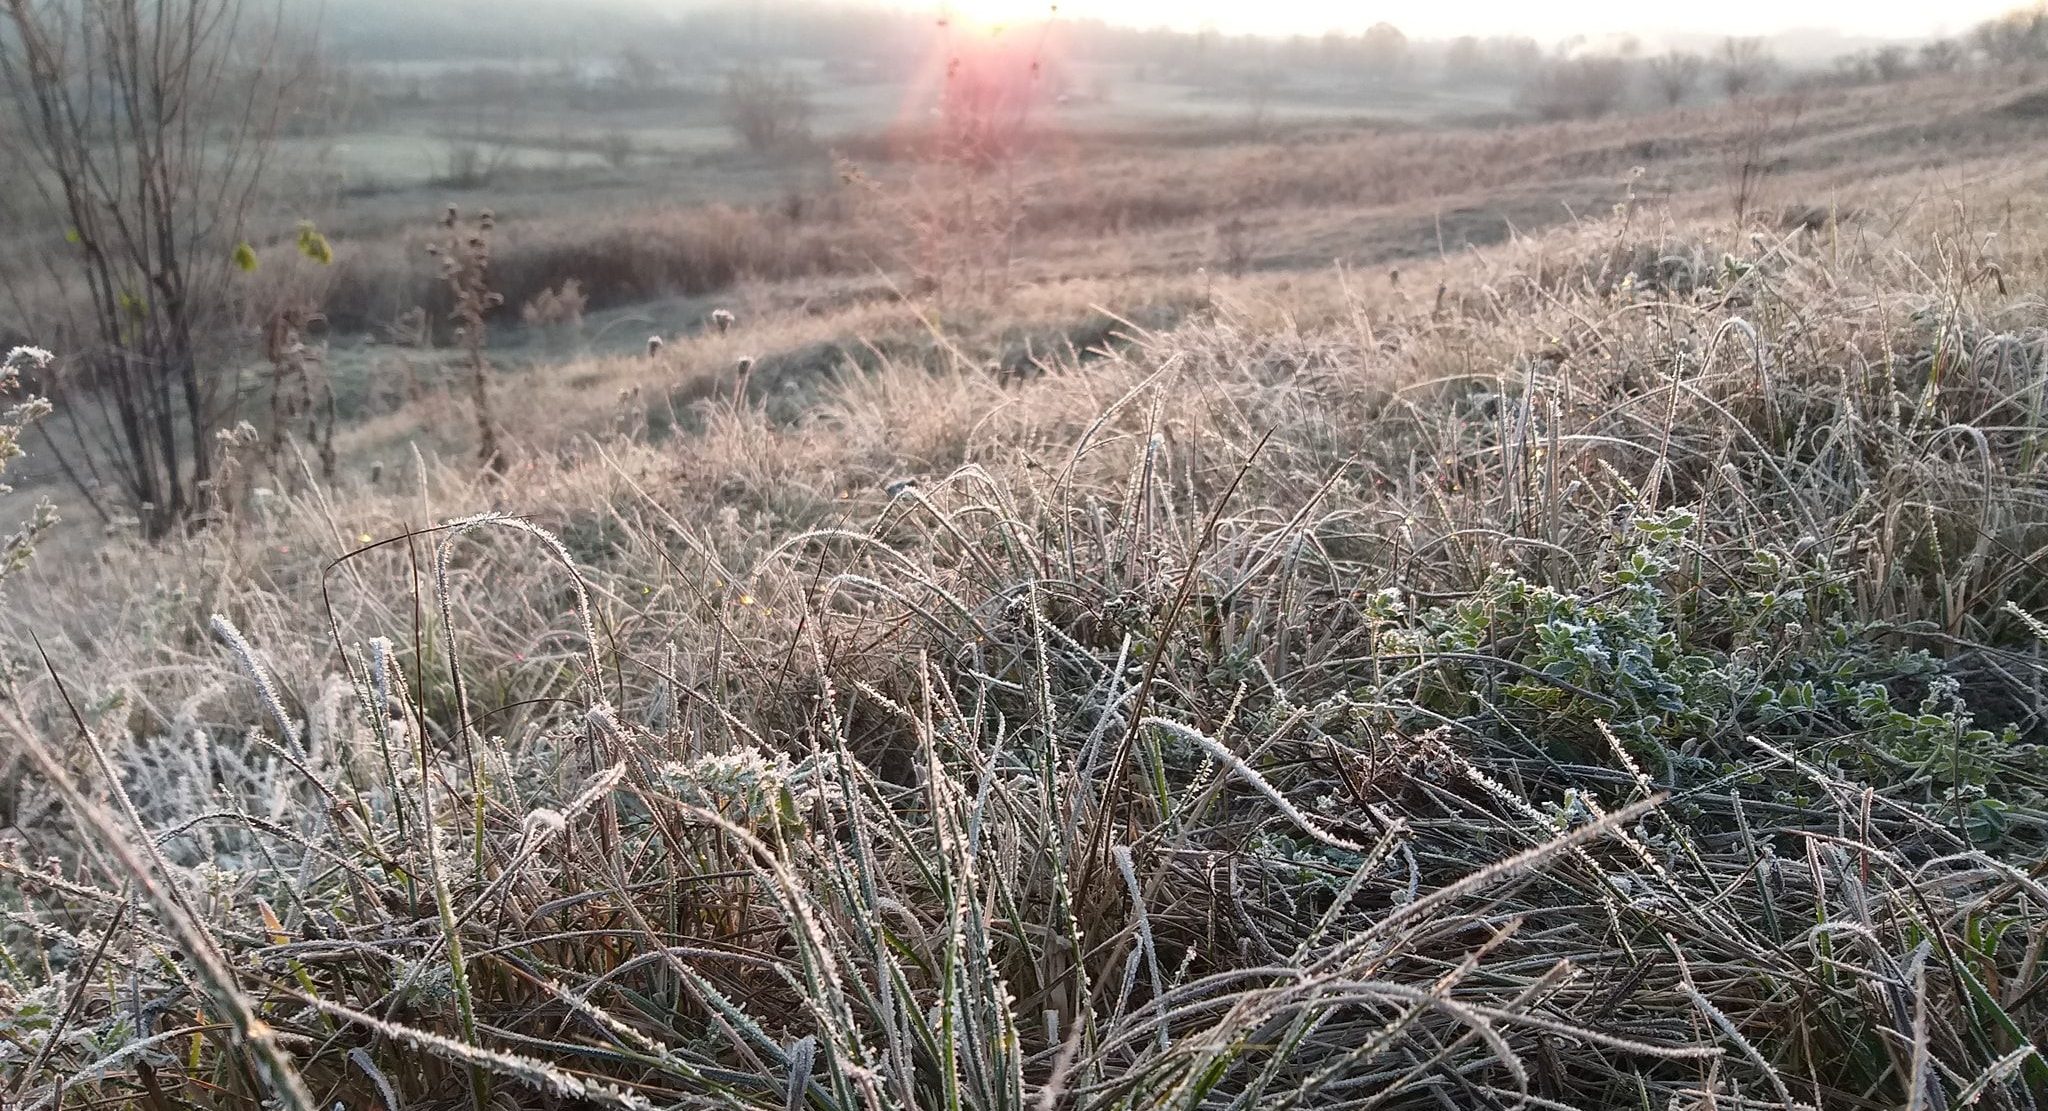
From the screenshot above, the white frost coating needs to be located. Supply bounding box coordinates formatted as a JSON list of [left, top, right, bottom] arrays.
[[1139, 716, 1362, 852]]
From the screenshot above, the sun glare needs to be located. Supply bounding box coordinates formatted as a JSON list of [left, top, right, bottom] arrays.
[[940, 0, 1060, 34]]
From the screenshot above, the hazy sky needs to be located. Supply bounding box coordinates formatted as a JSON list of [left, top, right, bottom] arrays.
[[923, 0, 2013, 40]]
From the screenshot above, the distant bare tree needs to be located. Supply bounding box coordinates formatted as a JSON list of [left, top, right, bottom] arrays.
[[1647, 49, 1703, 106], [1496, 36, 1544, 79], [1718, 37, 1775, 99], [0, 0, 299, 536], [1521, 56, 1629, 121], [721, 65, 812, 152], [1317, 30, 1352, 68], [1834, 52, 1877, 85], [437, 137, 513, 188], [1974, 6, 2048, 65], [1244, 64, 1280, 132], [1574, 56, 1630, 117], [1443, 35, 1483, 83], [1872, 45, 1912, 82], [618, 46, 662, 91], [1360, 22, 1408, 83], [599, 129, 636, 169], [1919, 39, 1964, 73]]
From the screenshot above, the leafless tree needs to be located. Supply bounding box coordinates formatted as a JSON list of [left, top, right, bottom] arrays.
[[1872, 45, 1912, 82], [1244, 63, 1280, 132], [1442, 35, 1482, 83], [618, 45, 662, 91], [1718, 36, 1775, 99], [721, 64, 812, 152], [1919, 39, 1964, 73], [0, 0, 299, 536], [1521, 55, 1629, 121], [1834, 52, 1877, 85], [1974, 6, 2048, 65], [1360, 22, 1407, 84], [1647, 49, 1703, 106]]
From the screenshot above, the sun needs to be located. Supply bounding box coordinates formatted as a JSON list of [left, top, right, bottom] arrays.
[[938, 0, 1062, 34]]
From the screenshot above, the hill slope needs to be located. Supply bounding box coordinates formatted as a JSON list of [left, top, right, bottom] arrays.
[[5, 79, 2048, 1111]]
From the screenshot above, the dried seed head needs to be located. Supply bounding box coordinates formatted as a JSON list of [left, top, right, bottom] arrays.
[[646, 335, 665, 357], [4, 345, 54, 372], [710, 308, 736, 335]]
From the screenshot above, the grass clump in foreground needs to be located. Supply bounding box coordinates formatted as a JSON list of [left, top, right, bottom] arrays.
[[4, 208, 2048, 1110]]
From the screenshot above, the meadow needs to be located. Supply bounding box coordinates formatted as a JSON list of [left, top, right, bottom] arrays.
[[3, 17, 2048, 1111]]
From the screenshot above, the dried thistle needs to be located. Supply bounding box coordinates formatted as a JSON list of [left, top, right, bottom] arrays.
[[734, 355, 756, 405], [432, 207, 506, 473]]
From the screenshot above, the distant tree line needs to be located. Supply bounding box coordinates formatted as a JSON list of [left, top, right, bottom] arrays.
[[1500, 4, 2048, 123], [312, 0, 2048, 137]]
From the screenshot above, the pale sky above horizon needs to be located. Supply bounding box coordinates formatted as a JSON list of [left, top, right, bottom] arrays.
[[913, 0, 2017, 41]]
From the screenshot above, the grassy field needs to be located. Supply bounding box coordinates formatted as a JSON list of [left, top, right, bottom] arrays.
[[6, 60, 2048, 1111]]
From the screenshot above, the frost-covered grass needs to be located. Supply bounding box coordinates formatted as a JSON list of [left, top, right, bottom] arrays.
[[6, 166, 2048, 1109]]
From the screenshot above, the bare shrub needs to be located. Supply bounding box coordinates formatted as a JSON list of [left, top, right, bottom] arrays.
[[1718, 36, 1775, 99], [1521, 55, 1630, 120], [1872, 45, 1913, 82], [319, 203, 861, 336], [721, 64, 812, 152], [1243, 64, 1280, 133], [0, 0, 300, 536], [0, 346, 54, 588], [1360, 21, 1409, 83], [833, 23, 1055, 303], [598, 129, 636, 170], [1834, 52, 1878, 86], [1920, 39, 1965, 73], [521, 278, 588, 330], [437, 138, 512, 189], [1216, 215, 1256, 276], [258, 304, 335, 488], [1647, 49, 1703, 106], [1975, 5, 2048, 66]]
